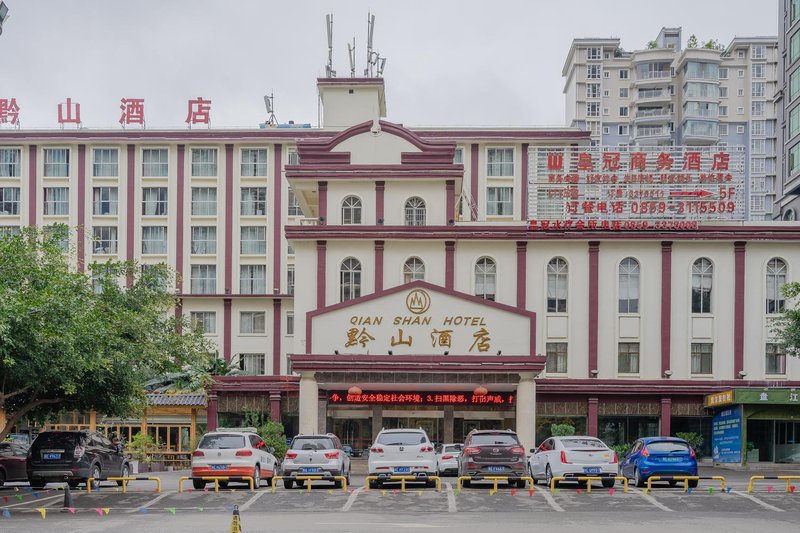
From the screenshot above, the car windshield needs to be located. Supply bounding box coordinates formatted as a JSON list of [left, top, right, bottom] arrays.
[[199, 434, 246, 450], [376, 432, 426, 445], [32, 432, 80, 448], [470, 434, 519, 446], [444, 445, 463, 453], [561, 438, 607, 449], [647, 441, 690, 453], [291, 437, 335, 451]]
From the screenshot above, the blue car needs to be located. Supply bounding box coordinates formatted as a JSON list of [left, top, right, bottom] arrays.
[[619, 437, 698, 488]]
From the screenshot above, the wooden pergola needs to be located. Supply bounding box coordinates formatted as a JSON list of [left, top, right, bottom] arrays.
[[140, 393, 207, 451]]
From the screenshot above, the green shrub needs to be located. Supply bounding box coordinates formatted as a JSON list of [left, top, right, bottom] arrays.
[[609, 442, 632, 456], [675, 432, 704, 456], [550, 424, 576, 437]]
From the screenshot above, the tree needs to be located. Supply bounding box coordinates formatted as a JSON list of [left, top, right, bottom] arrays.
[[687, 34, 698, 49], [703, 38, 724, 51], [773, 282, 800, 358], [0, 226, 214, 441], [647, 40, 658, 49]]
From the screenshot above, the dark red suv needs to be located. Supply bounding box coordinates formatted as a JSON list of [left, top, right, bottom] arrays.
[[458, 429, 527, 488]]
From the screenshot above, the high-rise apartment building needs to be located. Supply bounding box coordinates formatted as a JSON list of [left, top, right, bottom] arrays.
[[777, 0, 800, 220], [563, 27, 779, 220]]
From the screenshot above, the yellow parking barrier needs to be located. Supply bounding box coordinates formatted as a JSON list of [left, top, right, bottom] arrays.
[[457, 476, 533, 491], [365, 475, 442, 493], [645, 475, 726, 492], [85, 476, 162, 495], [178, 476, 255, 493], [548, 476, 626, 493], [747, 475, 800, 493], [615, 476, 629, 493], [269, 475, 348, 493]]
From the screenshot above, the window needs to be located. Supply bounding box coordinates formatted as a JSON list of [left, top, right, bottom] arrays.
[[191, 187, 217, 216], [751, 195, 765, 211], [0, 187, 20, 215], [239, 312, 265, 334], [751, 45, 766, 60], [404, 196, 426, 225], [719, 106, 728, 117], [792, 107, 800, 139], [619, 69, 629, 79], [618, 343, 640, 374], [603, 71, 609, 79], [287, 242, 294, 256], [691, 343, 713, 375], [619, 107, 628, 117], [751, 63, 766, 79], [792, 31, 800, 63], [92, 226, 118, 254], [737, 88, 744, 97], [794, 0, 800, 23], [752, 101, 765, 116], [190, 264, 216, 294], [719, 87, 728, 98], [240, 148, 267, 176], [766, 258, 787, 314], [191, 148, 218, 176], [618, 258, 640, 313], [586, 47, 601, 60], [286, 312, 295, 336], [719, 67, 728, 79], [340, 257, 361, 302], [240, 226, 266, 254], [44, 224, 69, 251], [191, 226, 216, 254], [737, 69, 744, 78], [751, 139, 766, 155], [487, 148, 514, 176], [0, 148, 21, 177], [93, 148, 118, 177], [546, 342, 568, 374], [403, 257, 425, 283], [453, 147, 464, 165], [486, 187, 513, 216], [287, 265, 295, 295], [691, 258, 713, 313], [586, 83, 600, 98], [287, 188, 303, 216], [619, 87, 629, 98], [142, 187, 168, 216], [240, 264, 266, 294], [141, 226, 167, 254], [586, 102, 600, 117], [43, 187, 69, 215], [190, 311, 216, 335], [142, 148, 168, 176], [475, 256, 496, 301], [92, 187, 118, 215], [341, 195, 362, 224], [791, 143, 800, 174], [586, 65, 600, 79], [547, 257, 568, 313], [751, 158, 766, 173], [751, 82, 766, 98], [765, 343, 786, 375], [43, 148, 69, 177], [241, 187, 267, 216], [752, 120, 766, 136], [618, 125, 629, 135], [603, 126, 610, 135], [237, 353, 265, 375]]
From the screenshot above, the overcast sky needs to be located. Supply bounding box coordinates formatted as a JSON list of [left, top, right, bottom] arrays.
[[0, 0, 779, 129]]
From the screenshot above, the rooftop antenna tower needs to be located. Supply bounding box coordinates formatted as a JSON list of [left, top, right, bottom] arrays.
[[263, 92, 277, 126], [364, 12, 375, 76], [325, 13, 336, 77], [348, 37, 356, 78]]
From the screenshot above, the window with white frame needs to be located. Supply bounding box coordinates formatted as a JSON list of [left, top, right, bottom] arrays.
[[719, 67, 728, 79], [751, 63, 766, 79], [586, 47, 601, 60], [487, 148, 514, 176], [765, 343, 786, 374], [190, 264, 216, 294], [287, 265, 295, 295], [586, 102, 600, 117], [92, 226, 118, 254], [766, 258, 787, 314], [546, 342, 568, 374], [141, 226, 167, 255], [191, 148, 218, 176], [752, 177, 767, 192], [43, 148, 69, 177], [287, 242, 294, 256], [752, 45, 766, 59], [340, 257, 361, 302], [618, 125, 629, 135], [619, 106, 629, 117], [751, 195, 765, 211], [0, 148, 21, 177], [93, 148, 118, 177], [341, 195, 362, 224], [619, 69, 629, 79], [190, 311, 216, 334], [752, 101, 765, 116], [719, 124, 729, 135], [603, 71, 609, 79], [0, 187, 20, 215], [240, 226, 266, 254], [603, 126, 610, 135], [286, 312, 294, 336], [487, 186, 513, 216], [142, 148, 168, 177], [751, 158, 766, 174], [475, 256, 496, 301], [287, 187, 302, 216], [604, 90, 609, 97], [752, 82, 766, 98], [737, 125, 745, 134], [404, 196, 426, 225], [586, 65, 601, 79], [738, 69, 744, 78], [719, 106, 728, 117], [691, 258, 713, 313], [239, 311, 265, 333], [752, 120, 766, 136], [43, 187, 69, 215], [618, 257, 640, 313], [586, 83, 600, 98], [719, 86, 728, 98], [691, 343, 713, 375], [453, 147, 464, 165], [618, 342, 640, 374], [241, 187, 267, 216], [237, 353, 265, 375], [547, 257, 568, 312], [403, 257, 425, 283], [0, 226, 20, 236], [92, 187, 118, 215], [588, 121, 600, 136], [44, 224, 68, 251], [619, 87, 629, 98], [142, 187, 168, 216], [240, 264, 266, 294], [191, 187, 217, 216], [191, 226, 216, 254], [240, 148, 268, 176], [751, 139, 766, 155]]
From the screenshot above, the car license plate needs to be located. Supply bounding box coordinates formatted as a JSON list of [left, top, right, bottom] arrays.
[[394, 467, 411, 473], [583, 467, 602, 474], [210, 464, 228, 470], [300, 467, 321, 474], [488, 466, 505, 473], [661, 457, 682, 462], [42, 453, 61, 460]]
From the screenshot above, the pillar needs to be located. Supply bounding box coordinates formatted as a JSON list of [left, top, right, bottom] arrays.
[[443, 405, 455, 444], [374, 240, 384, 292], [0, 409, 7, 435], [371, 405, 383, 442], [515, 373, 536, 451], [318, 394, 327, 434], [190, 408, 197, 447], [299, 372, 319, 434], [375, 180, 385, 223], [587, 397, 599, 437], [445, 241, 455, 290], [660, 241, 673, 377], [588, 242, 600, 376], [89, 410, 97, 431], [660, 398, 672, 436], [206, 394, 218, 431], [269, 392, 281, 424], [516, 241, 527, 309], [734, 241, 746, 378]]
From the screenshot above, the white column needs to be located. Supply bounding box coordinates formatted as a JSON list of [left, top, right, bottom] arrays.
[[515, 372, 536, 452], [299, 371, 319, 435]]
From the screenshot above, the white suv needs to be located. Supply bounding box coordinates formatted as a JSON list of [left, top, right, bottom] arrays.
[[367, 428, 437, 488], [281, 433, 351, 489], [191, 428, 277, 489]]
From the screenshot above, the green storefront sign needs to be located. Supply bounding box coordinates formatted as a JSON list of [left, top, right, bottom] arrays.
[[704, 388, 800, 407]]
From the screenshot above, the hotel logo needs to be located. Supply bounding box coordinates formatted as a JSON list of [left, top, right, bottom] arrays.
[[406, 289, 431, 315]]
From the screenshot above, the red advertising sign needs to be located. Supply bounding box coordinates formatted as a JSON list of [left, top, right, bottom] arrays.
[[328, 391, 515, 406]]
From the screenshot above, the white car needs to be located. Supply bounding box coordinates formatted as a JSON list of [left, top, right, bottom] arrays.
[[436, 443, 463, 476], [191, 428, 278, 490], [367, 428, 437, 488], [529, 436, 617, 489], [281, 433, 351, 489]]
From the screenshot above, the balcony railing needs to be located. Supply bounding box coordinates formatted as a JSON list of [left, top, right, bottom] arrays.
[[639, 71, 671, 80], [636, 126, 670, 137], [636, 108, 670, 118], [637, 89, 666, 99]]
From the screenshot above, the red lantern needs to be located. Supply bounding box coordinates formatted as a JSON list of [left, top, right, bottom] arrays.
[[473, 386, 488, 396], [348, 386, 362, 396]]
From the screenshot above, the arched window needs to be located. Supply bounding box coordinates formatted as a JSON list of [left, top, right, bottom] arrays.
[[403, 257, 425, 283], [618, 257, 640, 313], [691, 258, 713, 313], [341, 196, 362, 224], [340, 257, 361, 302], [766, 258, 787, 314], [784, 209, 796, 221], [404, 197, 426, 226], [547, 257, 568, 313], [475, 257, 496, 301]]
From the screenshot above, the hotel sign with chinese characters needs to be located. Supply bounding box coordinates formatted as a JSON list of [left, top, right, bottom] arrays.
[[328, 390, 516, 406], [527, 146, 746, 228]]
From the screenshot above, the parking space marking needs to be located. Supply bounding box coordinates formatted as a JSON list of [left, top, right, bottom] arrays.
[[239, 489, 268, 511], [445, 482, 457, 513], [630, 488, 673, 512], [128, 490, 175, 512], [1, 494, 63, 509], [341, 486, 364, 512], [731, 491, 785, 512], [538, 487, 564, 512]]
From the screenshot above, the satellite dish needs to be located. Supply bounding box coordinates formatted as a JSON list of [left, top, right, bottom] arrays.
[[263, 95, 273, 114]]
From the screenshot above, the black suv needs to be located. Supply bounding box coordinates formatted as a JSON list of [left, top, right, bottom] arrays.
[[26, 431, 129, 489], [458, 429, 527, 488]]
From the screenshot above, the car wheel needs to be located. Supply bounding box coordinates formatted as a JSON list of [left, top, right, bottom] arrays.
[[283, 479, 294, 490], [545, 465, 558, 489], [425, 479, 435, 488], [602, 479, 615, 489], [0, 471, 5, 487], [333, 479, 343, 489], [30, 479, 47, 489], [668, 480, 677, 487], [345, 469, 351, 486], [688, 479, 698, 488], [89, 464, 101, 490], [634, 468, 645, 488], [117, 463, 129, 486], [462, 479, 471, 488], [68, 480, 81, 489], [218, 481, 229, 489], [253, 465, 261, 489], [368, 479, 379, 489], [516, 479, 526, 489]]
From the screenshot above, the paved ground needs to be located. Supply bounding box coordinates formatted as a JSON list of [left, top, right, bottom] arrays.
[[0, 467, 798, 532]]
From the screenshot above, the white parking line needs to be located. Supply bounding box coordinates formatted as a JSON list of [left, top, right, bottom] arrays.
[[445, 482, 457, 513], [538, 487, 565, 512], [341, 485, 364, 512], [239, 489, 268, 511], [630, 487, 673, 512], [127, 490, 175, 512], [1, 494, 63, 509], [731, 490, 785, 512]]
